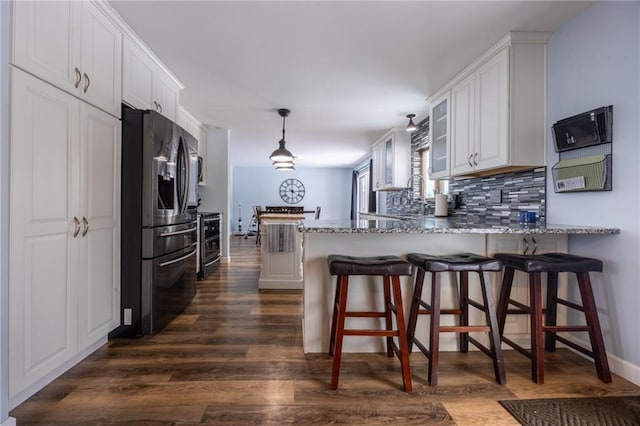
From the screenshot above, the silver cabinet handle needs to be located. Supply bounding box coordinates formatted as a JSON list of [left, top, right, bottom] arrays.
[[531, 237, 537, 255], [159, 245, 197, 267], [522, 236, 529, 255], [153, 100, 159, 111], [73, 217, 81, 238], [74, 68, 82, 88], [82, 217, 89, 237], [474, 152, 478, 166], [83, 73, 90, 93], [160, 227, 197, 237], [468, 154, 473, 168]]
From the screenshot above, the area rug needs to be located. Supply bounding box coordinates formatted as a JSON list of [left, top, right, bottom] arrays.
[[499, 396, 640, 425]]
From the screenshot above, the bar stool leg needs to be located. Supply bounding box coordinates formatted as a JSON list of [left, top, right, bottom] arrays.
[[329, 275, 345, 356], [383, 276, 394, 357], [545, 272, 559, 351], [576, 271, 612, 383], [459, 271, 469, 353], [428, 272, 442, 386], [479, 270, 506, 385], [330, 276, 349, 390], [529, 272, 545, 384], [497, 267, 515, 336], [391, 275, 413, 392], [407, 269, 426, 353]]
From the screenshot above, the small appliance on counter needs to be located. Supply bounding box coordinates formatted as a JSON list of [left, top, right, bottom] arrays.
[[112, 106, 199, 337], [199, 212, 221, 279]]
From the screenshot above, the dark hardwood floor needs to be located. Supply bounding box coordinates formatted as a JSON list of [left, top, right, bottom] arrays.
[[10, 236, 640, 425]]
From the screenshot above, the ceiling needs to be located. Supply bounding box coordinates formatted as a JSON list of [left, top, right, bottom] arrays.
[[109, 1, 593, 168]]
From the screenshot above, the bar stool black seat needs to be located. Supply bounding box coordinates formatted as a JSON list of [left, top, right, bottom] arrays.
[[406, 253, 506, 386], [494, 252, 611, 384], [327, 254, 413, 392]]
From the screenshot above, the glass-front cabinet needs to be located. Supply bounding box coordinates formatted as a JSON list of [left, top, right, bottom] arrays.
[[429, 93, 450, 178], [371, 129, 410, 191]]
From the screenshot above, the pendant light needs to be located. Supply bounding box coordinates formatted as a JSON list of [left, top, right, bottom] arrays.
[[269, 108, 295, 167], [406, 114, 418, 132]]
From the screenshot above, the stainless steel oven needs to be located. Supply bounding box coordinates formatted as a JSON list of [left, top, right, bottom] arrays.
[[199, 212, 221, 279]]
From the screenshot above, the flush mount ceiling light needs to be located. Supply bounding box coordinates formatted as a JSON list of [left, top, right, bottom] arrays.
[[406, 114, 418, 132], [269, 108, 295, 167]]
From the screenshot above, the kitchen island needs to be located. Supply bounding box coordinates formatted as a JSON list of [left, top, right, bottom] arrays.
[[299, 217, 620, 354]]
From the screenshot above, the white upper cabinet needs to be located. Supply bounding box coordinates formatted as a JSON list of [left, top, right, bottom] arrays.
[[12, 0, 122, 118], [371, 129, 411, 191], [122, 36, 180, 122], [428, 32, 549, 178]]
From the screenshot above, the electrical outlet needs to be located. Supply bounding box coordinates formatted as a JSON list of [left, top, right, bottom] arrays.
[[488, 189, 502, 204], [124, 308, 132, 325]]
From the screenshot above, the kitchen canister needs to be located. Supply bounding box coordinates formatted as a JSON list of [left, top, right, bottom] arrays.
[[434, 194, 448, 217]]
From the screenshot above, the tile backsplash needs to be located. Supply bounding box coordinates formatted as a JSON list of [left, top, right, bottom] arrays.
[[386, 168, 547, 224]]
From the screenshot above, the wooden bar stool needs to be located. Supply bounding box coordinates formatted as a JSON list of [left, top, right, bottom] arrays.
[[327, 255, 413, 392], [406, 253, 506, 386], [494, 252, 612, 384]]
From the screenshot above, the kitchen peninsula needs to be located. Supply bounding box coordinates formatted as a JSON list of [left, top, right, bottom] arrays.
[[299, 217, 619, 354]]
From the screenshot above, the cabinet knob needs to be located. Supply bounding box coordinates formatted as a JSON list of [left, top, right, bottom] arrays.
[[74, 68, 82, 88], [468, 155, 473, 168], [522, 236, 529, 255], [531, 237, 537, 254], [158, 104, 163, 113], [473, 152, 478, 166], [83, 73, 90, 93]]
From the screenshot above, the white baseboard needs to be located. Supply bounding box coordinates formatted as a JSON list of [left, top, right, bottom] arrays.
[[1, 417, 16, 426]]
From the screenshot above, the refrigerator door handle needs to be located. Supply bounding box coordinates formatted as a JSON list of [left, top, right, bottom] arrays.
[[159, 244, 197, 267]]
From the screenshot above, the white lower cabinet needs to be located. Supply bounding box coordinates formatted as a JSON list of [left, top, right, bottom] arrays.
[[9, 68, 120, 403], [487, 234, 568, 341]]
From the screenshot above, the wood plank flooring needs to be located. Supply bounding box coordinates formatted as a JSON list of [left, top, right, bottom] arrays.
[[10, 236, 640, 425]]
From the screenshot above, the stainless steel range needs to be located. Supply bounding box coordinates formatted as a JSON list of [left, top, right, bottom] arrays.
[[199, 212, 221, 279]]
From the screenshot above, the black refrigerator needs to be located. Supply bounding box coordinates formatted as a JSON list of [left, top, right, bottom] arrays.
[[113, 106, 199, 337]]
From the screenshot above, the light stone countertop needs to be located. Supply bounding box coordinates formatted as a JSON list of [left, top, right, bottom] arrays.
[[298, 216, 620, 235]]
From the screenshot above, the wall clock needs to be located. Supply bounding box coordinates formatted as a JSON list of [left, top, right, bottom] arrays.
[[279, 178, 306, 204]]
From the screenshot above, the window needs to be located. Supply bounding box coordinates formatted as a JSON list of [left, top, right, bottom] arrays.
[[420, 147, 448, 198]]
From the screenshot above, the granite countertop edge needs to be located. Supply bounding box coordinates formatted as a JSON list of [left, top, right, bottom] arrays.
[[298, 218, 620, 235]]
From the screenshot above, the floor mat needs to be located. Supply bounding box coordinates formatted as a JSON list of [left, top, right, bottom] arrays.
[[499, 396, 640, 425]]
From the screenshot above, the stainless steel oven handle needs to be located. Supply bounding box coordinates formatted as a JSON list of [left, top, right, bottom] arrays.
[[204, 254, 222, 267], [160, 227, 197, 237], [159, 245, 197, 267]]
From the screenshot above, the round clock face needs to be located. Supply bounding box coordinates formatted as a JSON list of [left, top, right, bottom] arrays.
[[279, 178, 305, 204]]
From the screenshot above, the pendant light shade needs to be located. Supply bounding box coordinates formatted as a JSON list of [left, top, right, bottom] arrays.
[[406, 114, 418, 132], [269, 108, 295, 164]]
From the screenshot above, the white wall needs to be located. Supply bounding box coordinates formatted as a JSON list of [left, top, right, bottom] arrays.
[[547, 1, 640, 383], [231, 167, 352, 231], [199, 126, 230, 259]]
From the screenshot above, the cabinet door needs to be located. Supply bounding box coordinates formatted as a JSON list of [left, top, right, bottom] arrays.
[[450, 73, 475, 175], [9, 69, 80, 398], [122, 37, 155, 111], [77, 103, 121, 348], [475, 47, 509, 172], [12, 0, 81, 95], [156, 70, 179, 122], [429, 94, 450, 178], [371, 141, 384, 191], [80, 2, 122, 118]]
